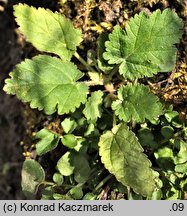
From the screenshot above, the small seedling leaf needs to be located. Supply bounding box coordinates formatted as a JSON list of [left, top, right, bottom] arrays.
[[61, 118, 77, 134], [69, 186, 83, 199], [174, 140, 187, 164], [154, 147, 175, 171], [35, 128, 59, 156], [175, 162, 187, 173], [83, 90, 103, 122], [161, 126, 174, 139], [83, 193, 97, 200], [137, 127, 158, 148], [21, 159, 45, 198], [73, 153, 91, 183], [57, 151, 74, 176], [53, 173, 64, 186], [61, 134, 78, 148]]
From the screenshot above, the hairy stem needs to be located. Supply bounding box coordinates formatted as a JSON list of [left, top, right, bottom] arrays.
[[104, 65, 119, 84], [93, 174, 113, 194], [41, 181, 55, 186], [74, 51, 96, 72], [84, 80, 103, 86]]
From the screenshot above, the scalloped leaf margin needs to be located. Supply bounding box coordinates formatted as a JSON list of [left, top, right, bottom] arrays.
[[4, 55, 88, 115], [14, 4, 82, 61], [112, 83, 163, 123], [103, 9, 183, 80]]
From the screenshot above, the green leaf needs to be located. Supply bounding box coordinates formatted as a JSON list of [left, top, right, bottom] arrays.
[[164, 111, 179, 122], [73, 137, 87, 153], [72, 153, 91, 183], [128, 192, 143, 200], [83, 193, 97, 200], [103, 9, 183, 80], [174, 140, 187, 164], [61, 118, 77, 134], [57, 151, 91, 183], [14, 4, 82, 61], [69, 186, 83, 199], [57, 151, 74, 176], [165, 111, 183, 128], [149, 188, 163, 200], [53, 193, 73, 200], [137, 127, 158, 148], [154, 147, 175, 171], [53, 173, 64, 186], [181, 178, 187, 191], [35, 128, 59, 156], [97, 33, 113, 73], [166, 186, 180, 200], [161, 126, 174, 139], [112, 84, 163, 123], [61, 134, 78, 148], [138, 128, 154, 145], [99, 124, 158, 197], [41, 186, 54, 200], [4, 55, 88, 115], [84, 123, 99, 137], [83, 90, 103, 122], [88, 72, 103, 84], [21, 159, 45, 198], [175, 162, 187, 173]]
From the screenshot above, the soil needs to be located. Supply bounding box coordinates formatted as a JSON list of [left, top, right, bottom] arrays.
[[0, 3, 25, 199], [0, 0, 60, 200]]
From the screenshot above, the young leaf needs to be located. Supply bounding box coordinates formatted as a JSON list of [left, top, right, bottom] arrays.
[[41, 186, 55, 200], [61, 118, 77, 134], [57, 151, 91, 183], [83, 193, 97, 200], [83, 90, 103, 122], [14, 4, 82, 61], [61, 134, 78, 148], [175, 162, 187, 173], [53, 193, 73, 200], [57, 151, 74, 176], [4, 55, 88, 115], [161, 126, 174, 139], [21, 159, 45, 198], [69, 186, 83, 199], [174, 140, 187, 164], [72, 153, 91, 183], [112, 84, 163, 123], [154, 147, 175, 171], [137, 127, 158, 148], [35, 128, 59, 156], [103, 9, 183, 80], [53, 173, 64, 186], [165, 111, 183, 128], [97, 33, 113, 73], [99, 124, 158, 197]]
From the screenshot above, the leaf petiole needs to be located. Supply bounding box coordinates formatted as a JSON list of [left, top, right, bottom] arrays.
[[93, 174, 113, 194], [41, 181, 55, 186], [74, 51, 97, 72]]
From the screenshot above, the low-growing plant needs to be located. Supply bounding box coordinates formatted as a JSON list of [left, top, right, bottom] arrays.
[[4, 4, 187, 200]]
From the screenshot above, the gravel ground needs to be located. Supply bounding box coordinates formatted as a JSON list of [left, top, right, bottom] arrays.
[[0, 2, 25, 199]]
